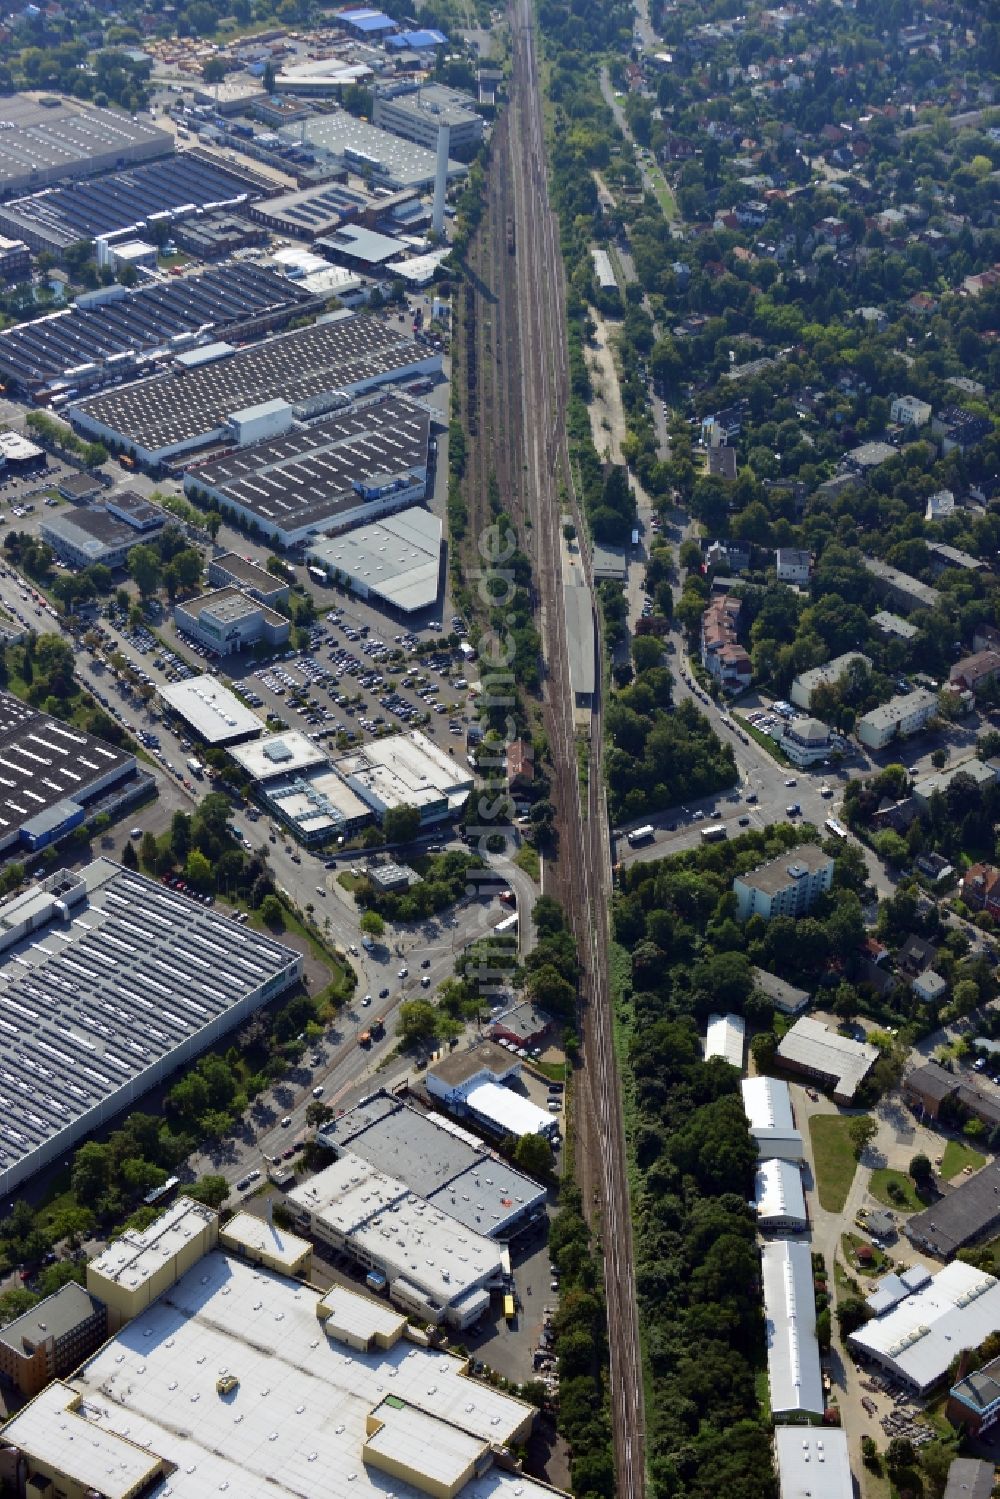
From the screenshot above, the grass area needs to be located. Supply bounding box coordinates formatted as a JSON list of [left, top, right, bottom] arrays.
[[647, 162, 678, 222], [532, 1058, 568, 1083], [513, 842, 540, 882], [868, 1168, 923, 1212], [736, 712, 792, 766], [754, 1365, 771, 1423], [841, 1231, 891, 1277], [337, 872, 364, 893], [940, 1138, 986, 1179], [808, 1114, 862, 1212]]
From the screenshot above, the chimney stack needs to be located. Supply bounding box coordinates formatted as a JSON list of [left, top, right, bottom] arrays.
[[432, 123, 450, 236]]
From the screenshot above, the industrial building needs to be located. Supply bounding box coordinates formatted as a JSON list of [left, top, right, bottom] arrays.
[[0, 149, 267, 255], [741, 1076, 804, 1160], [69, 314, 440, 466], [0, 263, 323, 398], [316, 1089, 547, 1242], [158, 674, 263, 745], [39, 489, 165, 569], [288, 111, 467, 191], [776, 1016, 879, 1104], [308, 507, 442, 613], [426, 1041, 560, 1140], [289, 1153, 506, 1327], [249, 180, 385, 241], [949, 1349, 1000, 1437], [337, 727, 473, 824], [0, 861, 302, 1199], [229, 730, 372, 843], [207, 551, 290, 605], [174, 585, 290, 657], [904, 1162, 1000, 1259], [272, 56, 374, 94], [0, 236, 30, 283], [316, 222, 412, 270], [865, 1264, 932, 1316], [774, 1429, 852, 1499], [0, 1212, 554, 1499], [0, 1283, 107, 1398], [789, 651, 871, 711], [753, 1158, 807, 1231], [186, 395, 432, 547], [704, 1012, 745, 1069], [848, 1261, 1000, 1394], [733, 844, 834, 922], [0, 692, 136, 853], [374, 83, 484, 157], [0, 431, 45, 473], [219, 1210, 313, 1278], [761, 1238, 824, 1418], [0, 95, 170, 198]]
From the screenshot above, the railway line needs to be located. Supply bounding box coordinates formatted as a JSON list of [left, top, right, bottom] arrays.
[[501, 4, 647, 1495]]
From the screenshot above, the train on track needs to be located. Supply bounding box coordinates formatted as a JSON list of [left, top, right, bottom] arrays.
[[506, 214, 515, 254]]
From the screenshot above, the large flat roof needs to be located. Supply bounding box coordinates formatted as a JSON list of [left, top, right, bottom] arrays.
[[319, 1090, 546, 1238], [266, 766, 372, 838], [738, 843, 832, 896], [0, 96, 170, 196], [0, 690, 134, 844], [1, 1250, 557, 1499], [563, 584, 596, 697], [774, 1428, 852, 1499], [463, 1081, 557, 1137], [777, 1016, 879, 1101], [309, 506, 442, 613], [230, 730, 328, 781], [88, 1195, 218, 1294], [337, 725, 473, 815], [158, 675, 263, 744], [189, 395, 430, 541], [289, 111, 465, 188], [0, 864, 300, 1198], [848, 1261, 1000, 1392], [761, 1238, 824, 1415], [70, 315, 437, 462]]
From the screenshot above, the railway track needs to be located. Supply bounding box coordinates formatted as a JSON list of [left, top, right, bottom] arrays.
[[501, 4, 647, 1495]]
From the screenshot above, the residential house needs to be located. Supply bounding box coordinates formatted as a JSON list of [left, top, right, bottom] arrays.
[[707, 444, 737, 481], [891, 394, 932, 428], [950, 652, 1000, 695], [926, 542, 984, 577], [701, 594, 751, 694], [907, 291, 938, 316], [704, 538, 751, 574], [857, 689, 938, 750], [781, 717, 831, 768], [775, 548, 811, 585], [973, 626, 1000, 655], [914, 757, 998, 805], [926, 489, 956, 522], [896, 935, 939, 978], [789, 652, 871, 712], [505, 738, 533, 790], [961, 863, 1000, 920], [863, 557, 942, 615], [733, 845, 834, 922], [933, 408, 993, 455]]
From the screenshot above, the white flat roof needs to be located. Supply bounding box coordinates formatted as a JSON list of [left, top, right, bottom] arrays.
[[337, 728, 473, 813], [268, 768, 371, 835], [741, 1076, 804, 1156], [774, 1428, 852, 1499], [158, 675, 263, 744], [89, 1195, 217, 1294], [777, 1016, 879, 1100], [848, 1261, 1000, 1392], [220, 1210, 312, 1272], [317, 1282, 408, 1342], [308, 507, 442, 613], [288, 1153, 504, 1308], [3, 1251, 552, 1499], [761, 1238, 824, 1415], [367, 1398, 485, 1487], [463, 1081, 555, 1137], [754, 1158, 807, 1226], [705, 1012, 745, 1069], [230, 730, 328, 781]]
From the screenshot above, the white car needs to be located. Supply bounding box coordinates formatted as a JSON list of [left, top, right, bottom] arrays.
[[398, 966, 408, 979], [312, 1085, 325, 1097], [362, 994, 372, 1007]]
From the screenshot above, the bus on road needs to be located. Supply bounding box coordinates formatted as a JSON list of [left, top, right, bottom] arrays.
[[627, 825, 656, 847], [825, 818, 848, 840], [701, 824, 727, 842]]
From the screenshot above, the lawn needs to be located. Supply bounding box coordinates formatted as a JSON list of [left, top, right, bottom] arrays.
[[809, 1114, 862, 1212], [841, 1231, 890, 1277], [736, 713, 792, 766], [868, 1168, 923, 1212], [513, 842, 540, 882], [940, 1138, 986, 1180]]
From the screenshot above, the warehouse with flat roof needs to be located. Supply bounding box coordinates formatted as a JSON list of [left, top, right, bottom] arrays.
[[337, 727, 473, 824], [777, 1016, 879, 1103], [229, 730, 373, 842], [288, 111, 467, 191], [741, 1076, 804, 1160], [308, 506, 442, 613], [0, 148, 267, 254], [0, 861, 302, 1198], [69, 314, 440, 466], [0, 691, 136, 852], [40, 490, 165, 569], [0, 1243, 555, 1499], [158, 675, 263, 745], [774, 1429, 852, 1499], [0, 96, 170, 197], [427, 1042, 558, 1140], [317, 1089, 547, 1239], [207, 551, 289, 604], [0, 264, 321, 397], [374, 83, 484, 156], [186, 395, 431, 547]]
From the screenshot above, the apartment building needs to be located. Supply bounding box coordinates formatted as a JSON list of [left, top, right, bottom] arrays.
[[733, 844, 834, 922]]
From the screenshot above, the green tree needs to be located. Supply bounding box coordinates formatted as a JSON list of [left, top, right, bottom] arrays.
[[260, 894, 284, 929], [383, 804, 421, 844], [127, 544, 161, 598], [398, 1000, 439, 1047], [185, 849, 213, 891], [185, 1175, 230, 1209], [909, 1152, 933, 1185], [513, 1131, 553, 1178], [848, 1116, 877, 1159], [359, 910, 385, 938]]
